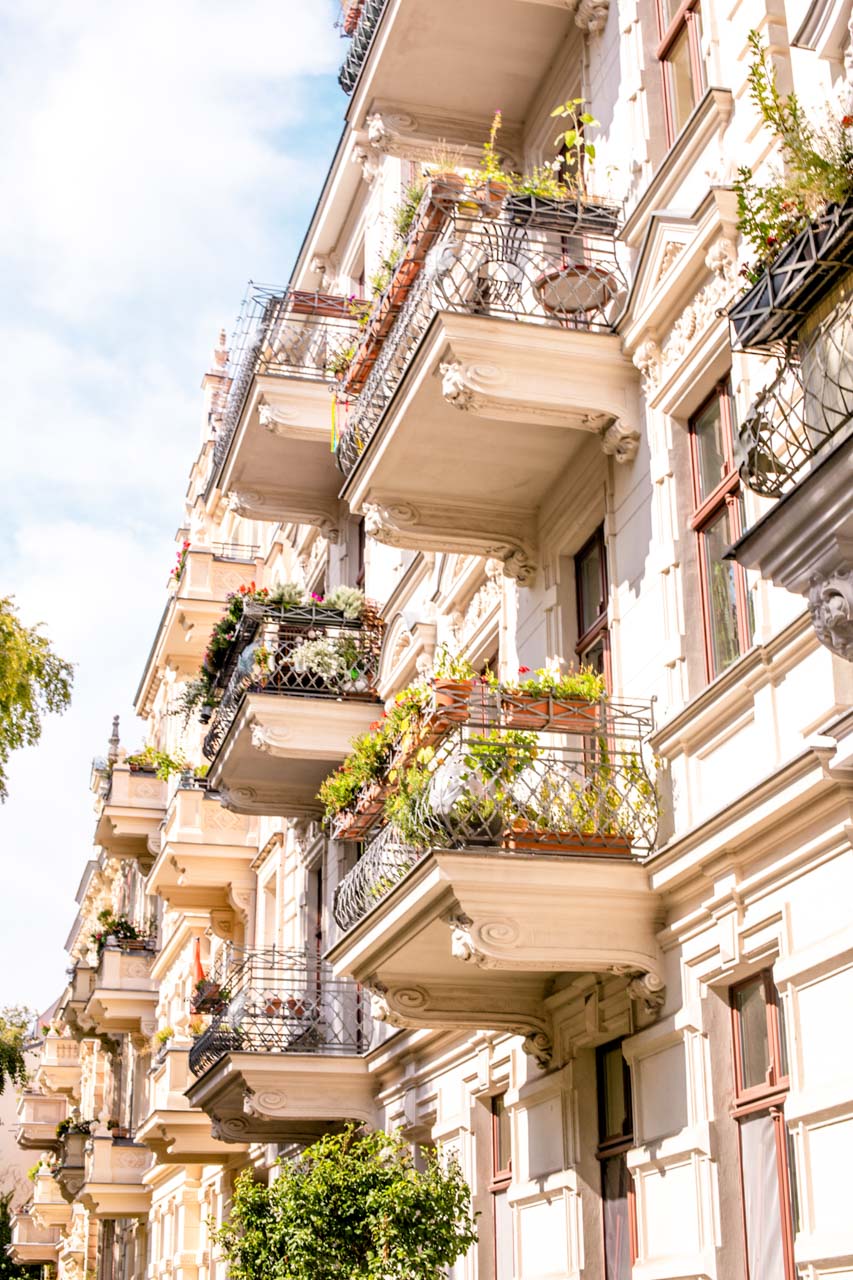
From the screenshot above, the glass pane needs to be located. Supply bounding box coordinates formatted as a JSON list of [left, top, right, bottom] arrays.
[[600, 1044, 629, 1140], [578, 537, 605, 635], [693, 393, 728, 502], [494, 1188, 514, 1280], [702, 507, 742, 676], [602, 1155, 632, 1280], [667, 26, 698, 135], [660, 0, 683, 29], [494, 1095, 511, 1172], [735, 978, 771, 1091], [740, 1111, 786, 1280], [580, 632, 606, 678]]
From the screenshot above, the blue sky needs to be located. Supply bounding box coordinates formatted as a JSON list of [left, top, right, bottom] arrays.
[[0, 0, 345, 1011]]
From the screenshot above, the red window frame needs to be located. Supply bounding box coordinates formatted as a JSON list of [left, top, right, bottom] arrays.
[[688, 382, 753, 681], [730, 972, 798, 1280], [596, 1040, 638, 1279], [575, 525, 612, 691], [655, 0, 705, 146]]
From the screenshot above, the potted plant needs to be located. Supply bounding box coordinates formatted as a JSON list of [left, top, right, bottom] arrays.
[[427, 730, 539, 846], [502, 665, 606, 731], [191, 979, 230, 1015], [430, 646, 478, 724], [469, 110, 510, 216]]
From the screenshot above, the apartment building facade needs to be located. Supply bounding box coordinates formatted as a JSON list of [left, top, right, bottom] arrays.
[[11, 2, 853, 1279]]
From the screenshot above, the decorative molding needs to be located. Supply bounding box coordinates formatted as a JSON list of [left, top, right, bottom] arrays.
[[571, 0, 610, 32], [258, 403, 300, 436], [808, 566, 853, 660], [626, 970, 666, 1015], [521, 1029, 554, 1069], [227, 489, 339, 542], [656, 239, 685, 282], [600, 418, 641, 463]]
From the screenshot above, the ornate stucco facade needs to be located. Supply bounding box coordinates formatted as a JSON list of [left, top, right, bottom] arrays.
[[11, 2, 853, 1279]]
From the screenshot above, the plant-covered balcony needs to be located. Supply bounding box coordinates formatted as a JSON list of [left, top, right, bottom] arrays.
[[8, 1212, 60, 1265], [53, 1118, 93, 1202], [200, 586, 384, 816], [209, 286, 365, 534], [83, 932, 158, 1036], [79, 1132, 151, 1219], [14, 1091, 66, 1150], [35, 1033, 81, 1099], [185, 947, 374, 1143], [136, 1043, 246, 1163], [325, 664, 664, 1064], [333, 181, 635, 580]]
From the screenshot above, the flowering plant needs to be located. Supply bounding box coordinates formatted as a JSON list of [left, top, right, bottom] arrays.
[[503, 664, 606, 701], [169, 540, 191, 584], [89, 910, 141, 957]]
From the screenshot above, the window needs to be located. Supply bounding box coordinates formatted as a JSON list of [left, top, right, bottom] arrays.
[[596, 1041, 636, 1280], [490, 1095, 514, 1280], [575, 525, 610, 686], [656, 0, 705, 143], [689, 383, 754, 680], [730, 972, 798, 1280]]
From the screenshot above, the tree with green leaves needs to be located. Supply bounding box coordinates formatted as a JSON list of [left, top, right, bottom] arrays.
[[0, 597, 73, 802], [215, 1126, 479, 1280], [0, 1007, 31, 1097], [0, 1190, 40, 1279]]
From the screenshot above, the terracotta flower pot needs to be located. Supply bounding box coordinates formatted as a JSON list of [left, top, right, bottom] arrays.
[[504, 694, 600, 733], [432, 678, 476, 724], [504, 824, 631, 857]]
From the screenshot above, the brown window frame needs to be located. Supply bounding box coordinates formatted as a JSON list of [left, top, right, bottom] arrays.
[[688, 382, 753, 682], [730, 971, 798, 1280], [655, 0, 705, 146], [575, 524, 612, 691], [490, 1094, 513, 1279], [596, 1040, 638, 1279]]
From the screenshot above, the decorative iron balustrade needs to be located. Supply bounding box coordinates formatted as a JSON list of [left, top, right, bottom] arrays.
[[188, 948, 372, 1076], [210, 286, 363, 480], [736, 289, 853, 497], [729, 197, 853, 353], [332, 698, 659, 933], [202, 603, 383, 761], [210, 541, 261, 562], [335, 192, 626, 476], [338, 0, 386, 92]]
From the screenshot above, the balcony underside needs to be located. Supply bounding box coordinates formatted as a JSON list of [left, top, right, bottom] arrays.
[[79, 1183, 151, 1219], [344, 313, 638, 583], [16, 1125, 61, 1151], [207, 693, 382, 817], [217, 375, 343, 536], [185, 1052, 376, 1144], [84, 986, 158, 1036], [135, 1109, 246, 1164], [9, 1242, 58, 1265], [345, 0, 576, 125], [328, 848, 664, 1060]]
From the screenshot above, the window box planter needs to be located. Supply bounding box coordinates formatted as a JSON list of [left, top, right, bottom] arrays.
[[729, 196, 853, 351], [504, 824, 632, 856], [503, 694, 602, 733], [505, 193, 621, 235]]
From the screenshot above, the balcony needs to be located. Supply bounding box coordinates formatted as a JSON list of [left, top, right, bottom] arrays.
[[327, 688, 664, 1066], [209, 287, 363, 536], [30, 1165, 73, 1229], [730, 268, 853, 663], [35, 1033, 81, 1099], [136, 1044, 246, 1163], [14, 1091, 66, 1150], [146, 780, 257, 908], [8, 1213, 60, 1265], [338, 0, 593, 124], [136, 545, 263, 714], [335, 192, 635, 583], [84, 942, 158, 1036], [53, 1125, 91, 1202], [92, 761, 167, 860], [185, 948, 374, 1144], [79, 1134, 151, 1219], [203, 602, 383, 816]]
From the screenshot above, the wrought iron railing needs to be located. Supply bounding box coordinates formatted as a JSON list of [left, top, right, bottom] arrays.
[[210, 286, 363, 481], [736, 289, 853, 497], [334, 191, 625, 476], [211, 542, 261, 562], [188, 948, 372, 1076], [338, 0, 387, 92], [332, 696, 658, 933], [202, 603, 383, 761]]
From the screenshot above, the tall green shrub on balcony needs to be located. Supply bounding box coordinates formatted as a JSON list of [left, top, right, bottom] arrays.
[[216, 1126, 478, 1280]]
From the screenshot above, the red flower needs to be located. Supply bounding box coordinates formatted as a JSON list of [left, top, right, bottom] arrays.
[[519, 666, 530, 674], [843, 115, 853, 128], [766, 234, 778, 246]]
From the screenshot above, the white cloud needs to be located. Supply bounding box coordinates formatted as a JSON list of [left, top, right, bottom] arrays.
[[0, 0, 344, 1008]]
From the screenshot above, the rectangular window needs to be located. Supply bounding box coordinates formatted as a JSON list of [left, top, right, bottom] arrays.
[[730, 972, 798, 1280], [491, 1095, 514, 1280], [575, 525, 611, 687], [689, 383, 754, 681], [596, 1041, 636, 1280], [656, 0, 705, 144]]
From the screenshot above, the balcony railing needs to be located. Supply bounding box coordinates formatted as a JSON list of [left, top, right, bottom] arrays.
[[338, 0, 386, 92], [188, 947, 372, 1077], [736, 287, 853, 497], [211, 286, 363, 479], [210, 541, 261, 562], [332, 691, 658, 933], [334, 190, 625, 477], [202, 602, 384, 761]]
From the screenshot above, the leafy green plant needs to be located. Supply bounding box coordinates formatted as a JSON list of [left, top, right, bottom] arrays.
[[735, 31, 853, 281], [154, 1027, 174, 1046], [126, 745, 188, 779], [267, 582, 306, 609], [507, 664, 607, 701], [0, 597, 73, 803], [55, 1116, 93, 1140], [321, 585, 366, 619], [550, 96, 599, 198], [393, 177, 427, 239], [290, 635, 364, 684], [215, 1125, 478, 1280], [476, 109, 506, 183], [326, 342, 356, 378], [89, 911, 141, 957], [432, 644, 478, 681], [0, 1006, 32, 1096]]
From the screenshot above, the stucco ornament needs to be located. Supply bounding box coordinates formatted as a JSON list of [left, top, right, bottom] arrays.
[[439, 360, 478, 410], [600, 418, 641, 463], [521, 1029, 554, 1069], [627, 970, 666, 1014], [808, 567, 853, 660]]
